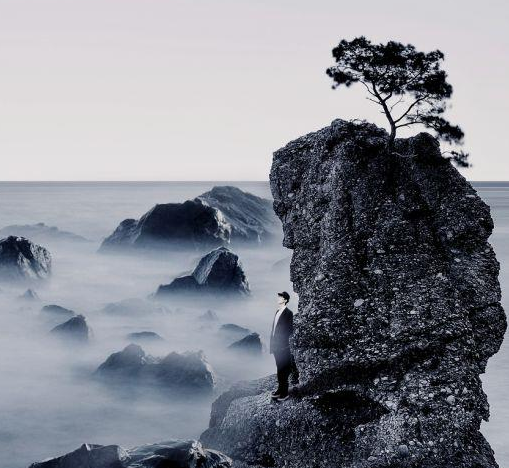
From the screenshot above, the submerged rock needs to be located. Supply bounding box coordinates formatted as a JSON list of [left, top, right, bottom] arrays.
[[99, 198, 230, 252], [29, 439, 231, 468], [50, 315, 90, 342], [102, 298, 170, 316], [227, 333, 262, 355], [199, 310, 220, 322], [219, 323, 250, 338], [0, 222, 89, 243], [197, 186, 279, 243], [40, 304, 75, 319], [18, 288, 40, 302], [0, 236, 51, 282], [126, 331, 165, 342], [155, 247, 249, 297], [270, 256, 290, 272], [200, 120, 507, 468], [95, 344, 215, 393]]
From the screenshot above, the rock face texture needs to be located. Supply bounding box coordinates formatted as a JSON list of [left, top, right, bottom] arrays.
[[198, 186, 279, 243], [29, 440, 231, 468], [200, 120, 507, 468], [155, 247, 250, 297], [95, 344, 215, 394], [0, 236, 51, 282], [99, 186, 278, 252]]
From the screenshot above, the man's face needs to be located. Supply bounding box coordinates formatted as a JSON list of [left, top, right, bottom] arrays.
[[277, 295, 286, 307]]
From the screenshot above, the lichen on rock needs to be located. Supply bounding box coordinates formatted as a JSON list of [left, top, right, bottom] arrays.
[[200, 119, 506, 468]]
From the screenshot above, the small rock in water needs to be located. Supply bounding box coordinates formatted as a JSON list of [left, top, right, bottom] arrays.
[[228, 333, 262, 355], [126, 331, 164, 342], [50, 315, 90, 343]]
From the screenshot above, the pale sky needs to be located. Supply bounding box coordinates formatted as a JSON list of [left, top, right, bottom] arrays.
[[0, 0, 508, 181]]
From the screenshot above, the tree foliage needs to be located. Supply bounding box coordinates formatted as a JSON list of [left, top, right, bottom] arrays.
[[326, 36, 469, 166]]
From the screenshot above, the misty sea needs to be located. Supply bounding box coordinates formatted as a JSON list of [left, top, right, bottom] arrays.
[[0, 181, 507, 468]]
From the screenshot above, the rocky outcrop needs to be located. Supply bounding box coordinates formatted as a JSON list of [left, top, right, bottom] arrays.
[[99, 186, 278, 252], [29, 439, 231, 468], [50, 315, 90, 342], [0, 236, 51, 282], [95, 344, 215, 394], [227, 333, 262, 355], [155, 247, 249, 298], [99, 199, 231, 252], [200, 120, 506, 467], [0, 222, 89, 243], [198, 186, 279, 243]]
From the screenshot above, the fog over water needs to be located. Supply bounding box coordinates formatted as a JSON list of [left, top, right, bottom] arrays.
[[0, 181, 507, 468]]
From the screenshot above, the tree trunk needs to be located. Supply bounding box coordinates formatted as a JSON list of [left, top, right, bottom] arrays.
[[387, 124, 396, 151]]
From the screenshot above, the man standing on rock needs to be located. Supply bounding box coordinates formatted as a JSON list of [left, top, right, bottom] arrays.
[[270, 291, 298, 401]]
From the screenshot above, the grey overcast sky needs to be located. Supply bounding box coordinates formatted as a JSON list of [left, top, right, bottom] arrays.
[[0, 0, 508, 181]]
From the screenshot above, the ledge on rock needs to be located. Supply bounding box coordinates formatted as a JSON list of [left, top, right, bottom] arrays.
[[200, 119, 507, 468]]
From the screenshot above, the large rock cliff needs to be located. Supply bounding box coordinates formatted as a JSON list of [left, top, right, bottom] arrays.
[[200, 120, 506, 468]]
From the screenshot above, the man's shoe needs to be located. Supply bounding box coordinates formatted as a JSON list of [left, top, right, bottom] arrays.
[[271, 390, 281, 399], [276, 394, 289, 402]]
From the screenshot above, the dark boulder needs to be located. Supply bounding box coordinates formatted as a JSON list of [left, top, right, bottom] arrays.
[[197, 186, 279, 243], [0, 236, 51, 282], [95, 343, 147, 379], [200, 120, 507, 468], [40, 304, 75, 319], [29, 440, 231, 468], [155, 247, 249, 297], [95, 344, 215, 393], [227, 333, 262, 355], [99, 199, 230, 252], [126, 331, 165, 342], [50, 315, 90, 342], [0, 222, 89, 244]]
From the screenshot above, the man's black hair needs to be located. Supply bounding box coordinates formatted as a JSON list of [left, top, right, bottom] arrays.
[[278, 291, 290, 303]]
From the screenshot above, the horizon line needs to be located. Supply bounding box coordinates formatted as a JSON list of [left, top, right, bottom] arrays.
[[0, 179, 507, 183]]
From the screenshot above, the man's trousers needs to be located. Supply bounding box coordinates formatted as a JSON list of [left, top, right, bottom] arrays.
[[273, 347, 292, 396]]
